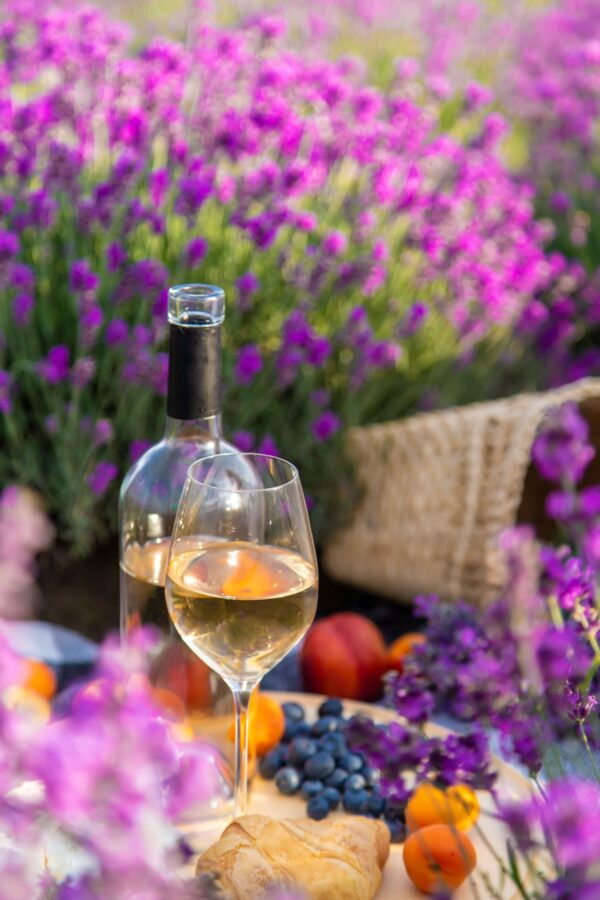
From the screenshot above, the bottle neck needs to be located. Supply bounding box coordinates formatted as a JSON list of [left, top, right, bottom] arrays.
[[164, 413, 221, 441], [166, 320, 222, 421]]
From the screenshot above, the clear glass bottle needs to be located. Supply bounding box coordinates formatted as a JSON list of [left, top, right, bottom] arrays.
[[119, 284, 237, 820]]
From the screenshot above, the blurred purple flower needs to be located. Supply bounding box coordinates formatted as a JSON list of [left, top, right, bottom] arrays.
[[185, 236, 208, 266], [106, 242, 126, 272], [0, 229, 18, 262], [129, 441, 152, 465], [0, 371, 12, 414], [532, 403, 594, 485], [398, 302, 429, 338], [70, 260, 98, 294], [106, 319, 128, 346], [37, 345, 70, 384], [71, 357, 96, 389], [12, 293, 34, 327], [235, 344, 263, 385], [94, 419, 113, 446], [311, 410, 341, 442], [322, 230, 347, 256], [87, 462, 118, 496], [233, 430, 255, 452], [257, 435, 279, 457]]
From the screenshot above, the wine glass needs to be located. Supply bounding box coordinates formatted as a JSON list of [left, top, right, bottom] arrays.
[[165, 452, 318, 817]]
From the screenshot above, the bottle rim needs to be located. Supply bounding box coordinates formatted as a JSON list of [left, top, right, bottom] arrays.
[[168, 283, 225, 325]]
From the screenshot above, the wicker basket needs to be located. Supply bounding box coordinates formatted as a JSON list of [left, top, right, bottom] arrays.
[[323, 378, 600, 608]]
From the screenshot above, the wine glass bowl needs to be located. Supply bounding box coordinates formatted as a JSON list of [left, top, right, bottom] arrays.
[[165, 453, 318, 816]]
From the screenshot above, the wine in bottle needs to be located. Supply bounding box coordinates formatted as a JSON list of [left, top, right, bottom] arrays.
[[118, 284, 238, 818]]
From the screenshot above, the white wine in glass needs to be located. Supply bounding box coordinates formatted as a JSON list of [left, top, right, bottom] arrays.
[[165, 453, 318, 818]]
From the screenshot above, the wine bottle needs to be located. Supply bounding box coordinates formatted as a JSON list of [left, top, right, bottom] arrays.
[[118, 284, 237, 818]]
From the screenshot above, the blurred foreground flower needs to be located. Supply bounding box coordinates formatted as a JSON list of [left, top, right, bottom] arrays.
[[0, 488, 53, 619]]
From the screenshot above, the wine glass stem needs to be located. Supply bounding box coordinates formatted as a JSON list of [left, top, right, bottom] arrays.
[[232, 684, 254, 818]]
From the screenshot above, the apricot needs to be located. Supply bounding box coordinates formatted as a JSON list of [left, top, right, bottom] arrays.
[[23, 659, 57, 700], [4, 685, 51, 725], [403, 823, 477, 894], [228, 691, 285, 757], [385, 632, 426, 674], [406, 782, 480, 832]]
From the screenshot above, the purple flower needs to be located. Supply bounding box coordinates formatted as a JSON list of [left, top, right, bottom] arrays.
[[257, 435, 279, 457], [535, 624, 591, 685], [503, 780, 600, 873], [70, 260, 98, 294], [0, 229, 18, 262], [185, 236, 208, 266], [71, 357, 96, 389], [311, 410, 341, 442], [322, 230, 347, 256], [398, 302, 429, 338], [306, 336, 331, 367], [37, 345, 70, 384], [584, 524, 600, 571], [106, 319, 128, 346], [129, 441, 152, 464], [94, 419, 113, 446], [532, 403, 594, 485], [233, 430, 255, 452], [12, 293, 34, 326], [237, 272, 259, 298], [9, 263, 34, 291], [106, 242, 126, 272], [0, 371, 12, 414], [386, 671, 435, 726], [235, 344, 263, 385], [87, 461, 118, 496]]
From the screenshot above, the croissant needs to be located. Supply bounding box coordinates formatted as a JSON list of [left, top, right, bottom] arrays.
[[196, 814, 390, 900]]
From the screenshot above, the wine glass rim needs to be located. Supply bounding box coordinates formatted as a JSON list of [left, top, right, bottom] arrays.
[[187, 452, 301, 493]]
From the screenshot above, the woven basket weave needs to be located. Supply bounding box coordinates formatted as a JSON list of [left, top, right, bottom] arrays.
[[323, 378, 600, 608]]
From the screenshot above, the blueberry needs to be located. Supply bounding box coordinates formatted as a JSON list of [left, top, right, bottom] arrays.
[[343, 788, 371, 814], [259, 747, 285, 779], [362, 766, 379, 787], [304, 751, 336, 780], [318, 698, 343, 718], [321, 786, 341, 810], [311, 716, 340, 737], [339, 753, 363, 774], [384, 798, 406, 822], [384, 818, 406, 843], [284, 719, 311, 742], [275, 766, 301, 796], [366, 793, 385, 816], [307, 795, 330, 821], [301, 779, 324, 799], [325, 767, 349, 789], [344, 773, 367, 791], [288, 737, 318, 767], [282, 702, 305, 722], [319, 737, 341, 756]]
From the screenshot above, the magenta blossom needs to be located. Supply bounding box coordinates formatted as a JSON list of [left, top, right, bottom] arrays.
[[235, 344, 263, 385], [311, 410, 341, 442], [37, 346, 70, 385], [87, 462, 118, 496]]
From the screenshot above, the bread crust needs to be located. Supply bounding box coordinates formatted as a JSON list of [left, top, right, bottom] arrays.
[[196, 814, 390, 899]]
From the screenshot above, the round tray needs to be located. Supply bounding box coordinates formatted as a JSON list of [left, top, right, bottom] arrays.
[[186, 692, 536, 899]]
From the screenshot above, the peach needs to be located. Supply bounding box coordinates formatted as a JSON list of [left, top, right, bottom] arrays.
[[301, 612, 387, 701]]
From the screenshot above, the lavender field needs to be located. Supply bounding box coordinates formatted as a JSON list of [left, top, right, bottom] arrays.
[[0, 3, 600, 896]]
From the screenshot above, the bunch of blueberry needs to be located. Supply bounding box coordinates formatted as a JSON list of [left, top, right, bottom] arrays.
[[258, 698, 406, 842]]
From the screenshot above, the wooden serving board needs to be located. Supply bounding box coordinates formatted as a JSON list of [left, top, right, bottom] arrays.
[[184, 692, 536, 899]]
